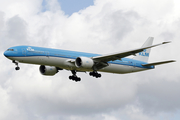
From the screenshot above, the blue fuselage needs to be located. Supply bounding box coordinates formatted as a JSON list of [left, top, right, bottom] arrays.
[[4, 45, 154, 74]]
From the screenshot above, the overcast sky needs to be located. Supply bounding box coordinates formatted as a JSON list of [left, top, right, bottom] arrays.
[[0, 0, 180, 120]]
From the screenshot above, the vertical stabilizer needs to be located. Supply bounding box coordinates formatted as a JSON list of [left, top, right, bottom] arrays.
[[133, 37, 154, 62]]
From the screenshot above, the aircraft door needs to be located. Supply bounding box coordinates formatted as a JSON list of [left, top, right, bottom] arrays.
[[131, 62, 136, 72], [128, 61, 133, 72], [22, 49, 26, 56], [46, 51, 49, 57], [133, 62, 136, 67]]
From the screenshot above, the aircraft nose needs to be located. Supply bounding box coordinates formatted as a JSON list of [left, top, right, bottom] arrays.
[[4, 51, 10, 57]]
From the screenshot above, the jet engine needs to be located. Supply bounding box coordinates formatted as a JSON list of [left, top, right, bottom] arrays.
[[39, 65, 58, 76], [75, 57, 94, 69]]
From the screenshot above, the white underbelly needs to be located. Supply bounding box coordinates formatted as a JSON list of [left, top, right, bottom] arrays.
[[9, 56, 148, 74]]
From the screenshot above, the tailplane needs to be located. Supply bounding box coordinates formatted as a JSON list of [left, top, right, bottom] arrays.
[[133, 37, 154, 62], [142, 60, 175, 66]]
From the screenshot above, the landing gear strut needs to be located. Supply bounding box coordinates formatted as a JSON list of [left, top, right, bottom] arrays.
[[69, 70, 81, 82], [12, 60, 20, 70], [89, 71, 101, 78]]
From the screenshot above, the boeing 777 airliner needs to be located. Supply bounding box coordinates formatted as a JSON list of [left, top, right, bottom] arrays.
[[4, 37, 175, 82]]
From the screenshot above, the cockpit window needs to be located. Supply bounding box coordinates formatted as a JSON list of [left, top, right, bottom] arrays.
[[7, 49, 14, 51]]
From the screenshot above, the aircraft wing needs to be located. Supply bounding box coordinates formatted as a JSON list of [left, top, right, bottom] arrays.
[[142, 60, 176, 66], [92, 41, 170, 62]]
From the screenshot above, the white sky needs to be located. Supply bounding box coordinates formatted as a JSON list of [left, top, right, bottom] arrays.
[[0, 0, 179, 120]]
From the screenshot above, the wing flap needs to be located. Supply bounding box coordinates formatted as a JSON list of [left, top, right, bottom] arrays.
[[142, 60, 175, 66]]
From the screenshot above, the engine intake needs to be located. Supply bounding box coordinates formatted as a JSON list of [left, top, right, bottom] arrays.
[[39, 65, 58, 76], [75, 57, 94, 69]]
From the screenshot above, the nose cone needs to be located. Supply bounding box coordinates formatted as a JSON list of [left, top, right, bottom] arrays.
[[4, 51, 8, 57], [4, 51, 10, 57]]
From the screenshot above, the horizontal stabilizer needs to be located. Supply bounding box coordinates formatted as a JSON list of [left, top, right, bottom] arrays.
[[142, 60, 176, 66]]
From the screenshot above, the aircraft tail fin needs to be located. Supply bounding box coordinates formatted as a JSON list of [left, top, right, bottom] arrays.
[[133, 37, 154, 62]]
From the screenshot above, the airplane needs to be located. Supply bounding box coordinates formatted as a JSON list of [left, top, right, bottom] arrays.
[[4, 37, 175, 82]]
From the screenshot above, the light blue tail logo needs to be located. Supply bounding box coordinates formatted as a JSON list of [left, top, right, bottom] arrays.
[[139, 49, 149, 57]]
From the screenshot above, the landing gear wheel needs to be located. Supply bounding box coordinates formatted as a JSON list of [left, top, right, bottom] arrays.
[[69, 76, 73, 80], [69, 70, 81, 82], [89, 71, 101, 78], [15, 67, 20, 70], [69, 76, 81, 82], [13, 60, 20, 71], [97, 74, 101, 77], [89, 72, 93, 76], [76, 77, 81, 81]]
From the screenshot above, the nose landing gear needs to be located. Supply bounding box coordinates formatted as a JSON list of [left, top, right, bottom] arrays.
[[12, 60, 20, 70]]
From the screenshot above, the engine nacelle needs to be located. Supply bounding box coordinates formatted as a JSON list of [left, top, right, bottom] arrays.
[[75, 57, 94, 69], [39, 65, 58, 76]]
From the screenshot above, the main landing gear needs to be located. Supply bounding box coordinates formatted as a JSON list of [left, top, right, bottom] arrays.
[[69, 70, 101, 82], [12, 60, 20, 70], [69, 70, 81, 82], [89, 71, 101, 78]]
